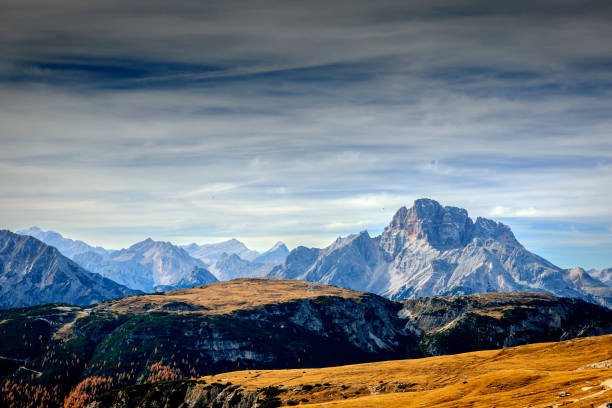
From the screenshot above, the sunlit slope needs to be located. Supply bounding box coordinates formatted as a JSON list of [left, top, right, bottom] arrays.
[[201, 334, 612, 408], [97, 277, 362, 315]]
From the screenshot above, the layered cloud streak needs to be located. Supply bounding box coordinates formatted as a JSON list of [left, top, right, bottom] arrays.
[[1, 0, 611, 268]]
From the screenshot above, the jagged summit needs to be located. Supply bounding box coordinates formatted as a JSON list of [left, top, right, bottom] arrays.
[[381, 199, 474, 253], [130, 237, 178, 249], [183, 238, 259, 263], [381, 198, 519, 253], [269, 241, 288, 251], [270, 198, 612, 307]]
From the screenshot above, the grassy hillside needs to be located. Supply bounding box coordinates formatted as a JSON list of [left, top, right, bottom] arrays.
[[97, 278, 362, 315], [0, 279, 411, 408], [2, 279, 611, 408], [192, 334, 612, 408]]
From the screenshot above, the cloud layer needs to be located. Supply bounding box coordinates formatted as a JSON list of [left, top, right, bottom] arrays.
[[1, 0, 611, 268]]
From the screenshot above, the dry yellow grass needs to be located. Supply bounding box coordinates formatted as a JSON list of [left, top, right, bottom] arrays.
[[52, 311, 89, 340], [97, 278, 363, 315], [202, 334, 612, 408]]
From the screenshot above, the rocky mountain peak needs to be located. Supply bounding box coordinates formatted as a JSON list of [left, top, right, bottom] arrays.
[[269, 199, 612, 308], [130, 237, 177, 252], [381, 198, 474, 254], [470, 217, 522, 250], [269, 241, 288, 251], [129, 237, 155, 250], [413, 197, 444, 216], [0, 230, 139, 308]]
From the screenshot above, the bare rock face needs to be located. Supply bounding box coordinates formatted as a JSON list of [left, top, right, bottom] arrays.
[[400, 292, 612, 355], [269, 231, 389, 294], [380, 199, 474, 256], [0, 230, 139, 309], [270, 198, 612, 308], [87, 381, 260, 408]]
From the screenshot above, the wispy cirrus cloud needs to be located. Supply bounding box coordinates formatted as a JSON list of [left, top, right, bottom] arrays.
[[0, 1, 611, 268]]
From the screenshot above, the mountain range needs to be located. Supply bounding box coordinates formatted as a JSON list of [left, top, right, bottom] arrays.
[[0, 230, 139, 308], [73, 238, 217, 292], [588, 266, 612, 285], [16, 228, 289, 293], [270, 198, 612, 307], [2, 199, 611, 408], [17, 226, 109, 259], [9, 198, 612, 308], [208, 242, 290, 280]]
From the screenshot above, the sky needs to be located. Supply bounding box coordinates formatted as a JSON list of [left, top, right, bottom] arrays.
[[1, 0, 611, 269]]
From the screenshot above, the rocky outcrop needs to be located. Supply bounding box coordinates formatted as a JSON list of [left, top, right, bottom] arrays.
[[400, 292, 612, 355], [0, 230, 139, 309], [88, 381, 260, 408], [270, 198, 612, 307], [78, 290, 417, 376]]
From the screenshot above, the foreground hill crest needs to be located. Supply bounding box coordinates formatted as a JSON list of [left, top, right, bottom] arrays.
[[100, 277, 365, 315], [94, 334, 612, 408]]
